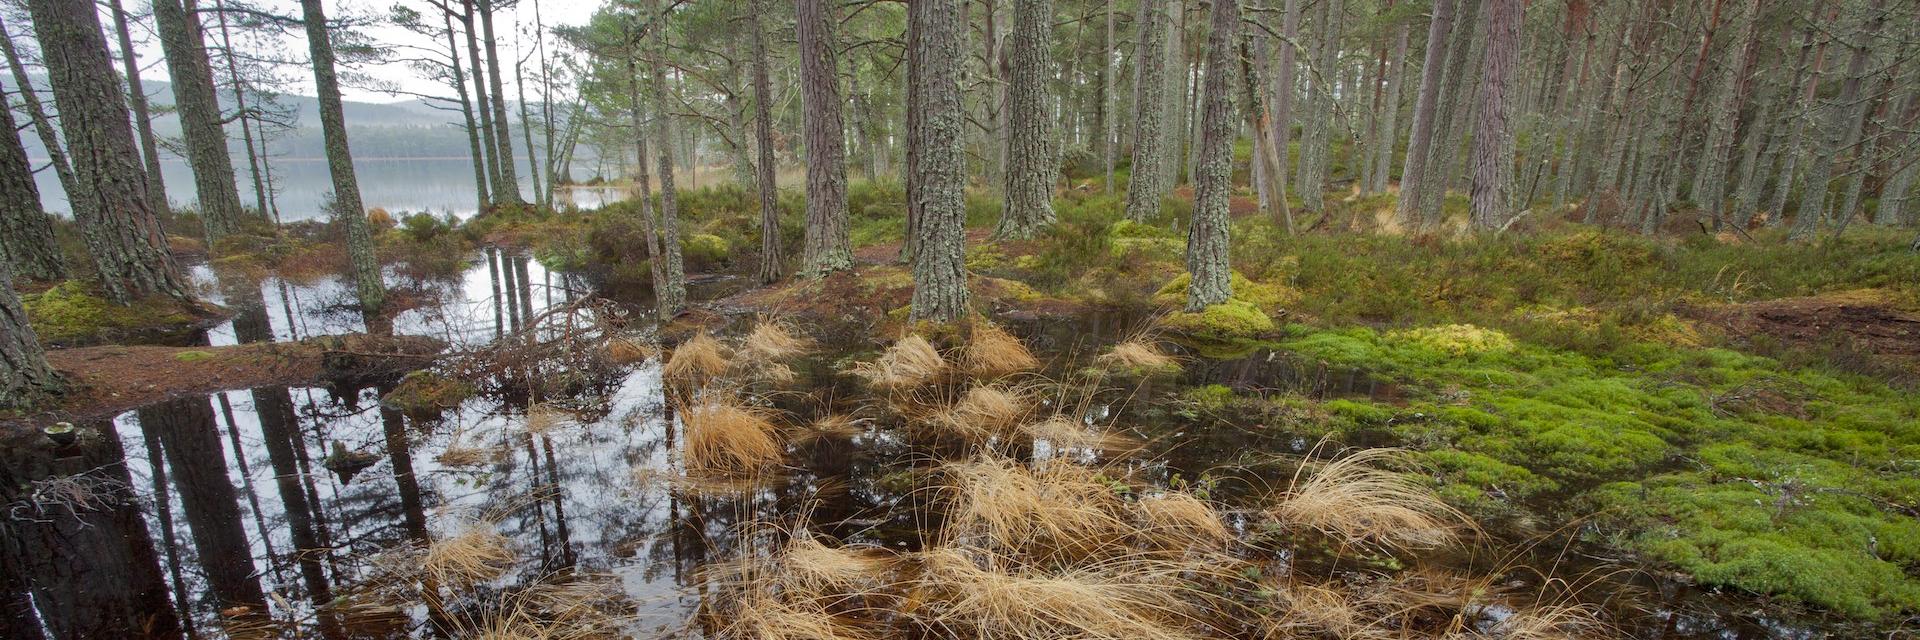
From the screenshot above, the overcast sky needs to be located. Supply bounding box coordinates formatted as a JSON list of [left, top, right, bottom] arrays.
[[115, 0, 605, 104]]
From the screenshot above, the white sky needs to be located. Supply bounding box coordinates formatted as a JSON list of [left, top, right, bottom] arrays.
[[122, 0, 605, 104]]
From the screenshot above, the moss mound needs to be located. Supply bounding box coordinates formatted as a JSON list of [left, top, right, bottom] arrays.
[[23, 281, 209, 346], [1160, 299, 1276, 339]]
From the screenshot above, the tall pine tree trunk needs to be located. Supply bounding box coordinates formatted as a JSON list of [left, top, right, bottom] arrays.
[[1123, 0, 1171, 221], [1, 14, 85, 236], [0, 260, 60, 409], [462, 0, 502, 200], [1794, 0, 1881, 239], [1186, 0, 1238, 311], [796, 0, 851, 276], [108, 0, 168, 215], [1394, 0, 1455, 229], [645, 0, 687, 313], [480, 0, 522, 205], [907, 0, 969, 322], [1101, 1, 1117, 192], [154, 0, 245, 244], [211, 0, 273, 221], [1469, 0, 1520, 230], [515, 59, 544, 211], [445, 10, 490, 212], [996, 0, 1056, 239], [299, 0, 383, 315], [1370, 20, 1410, 195], [749, 1, 784, 283], [0, 78, 63, 283], [28, 0, 189, 304], [1270, 0, 1301, 212]]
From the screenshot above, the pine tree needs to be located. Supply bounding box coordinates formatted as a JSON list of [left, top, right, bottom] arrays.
[[153, 0, 246, 244], [796, 0, 852, 276], [1123, 0, 1171, 222], [1468, 0, 1520, 230], [1186, 0, 1239, 311], [996, 0, 1057, 239], [907, 0, 969, 322], [298, 0, 384, 315]]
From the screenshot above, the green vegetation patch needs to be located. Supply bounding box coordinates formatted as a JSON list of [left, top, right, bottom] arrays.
[[23, 281, 203, 346], [1161, 298, 1276, 340]]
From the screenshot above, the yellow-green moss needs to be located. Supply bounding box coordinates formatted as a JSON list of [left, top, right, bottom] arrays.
[[23, 281, 201, 345], [173, 350, 215, 363], [1387, 324, 1517, 357], [1160, 298, 1276, 339], [682, 233, 732, 264], [1153, 271, 1298, 310]]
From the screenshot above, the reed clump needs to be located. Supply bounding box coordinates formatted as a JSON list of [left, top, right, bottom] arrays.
[[1135, 492, 1232, 548], [962, 321, 1039, 378], [914, 546, 1208, 640], [740, 319, 811, 361], [1097, 338, 1180, 373], [941, 456, 1132, 557], [664, 332, 731, 381], [603, 336, 655, 364], [931, 385, 1029, 441], [1020, 415, 1133, 452], [682, 394, 785, 474], [1270, 447, 1469, 551], [852, 335, 946, 389], [422, 524, 515, 588]]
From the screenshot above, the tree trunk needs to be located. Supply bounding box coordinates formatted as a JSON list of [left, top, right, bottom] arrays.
[[1690, 0, 1759, 223], [139, 396, 267, 612], [796, 0, 852, 276], [628, 61, 668, 307], [1101, 0, 1117, 192], [108, 0, 168, 215], [1393, 0, 1455, 229], [445, 10, 490, 212], [1420, 0, 1482, 227], [299, 0, 384, 315], [1270, 0, 1301, 213], [645, 0, 687, 314], [1370, 20, 1410, 195], [907, 0, 970, 322], [1468, 0, 1520, 231], [0, 260, 60, 409], [1296, 0, 1341, 214], [480, 0, 523, 205], [1186, 0, 1238, 312], [1794, 0, 1882, 239], [750, 1, 784, 283], [211, 0, 273, 222], [154, 0, 245, 244], [28, 0, 190, 304], [997, 0, 1056, 239], [0, 16, 81, 223], [1766, 21, 1825, 227], [462, 0, 502, 200], [0, 77, 64, 283], [515, 57, 544, 211], [1123, 0, 1171, 221], [250, 385, 335, 607]]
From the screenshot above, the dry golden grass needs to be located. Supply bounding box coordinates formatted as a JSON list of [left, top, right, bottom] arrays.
[[1487, 603, 1607, 640], [523, 404, 574, 435], [435, 441, 501, 467], [915, 546, 1207, 640], [932, 385, 1028, 440], [962, 322, 1039, 378], [741, 320, 811, 362], [461, 578, 633, 640], [1135, 493, 1232, 548], [1097, 338, 1180, 373], [777, 536, 893, 596], [1270, 448, 1469, 551], [724, 592, 873, 640], [791, 413, 864, 445], [682, 394, 785, 474], [1020, 415, 1134, 452], [852, 335, 946, 389], [604, 336, 655, 364], [664, 332, 731, 381], [422, 524, 515, 588], [941, 456, 1131, 556]]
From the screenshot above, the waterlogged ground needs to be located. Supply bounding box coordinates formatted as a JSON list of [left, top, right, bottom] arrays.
[[15, 241, 1917, 638]]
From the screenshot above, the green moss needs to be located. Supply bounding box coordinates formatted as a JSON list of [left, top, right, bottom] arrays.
[[682, 233, 732, 264], [1160, 299, 1276, 339], [173, 350, 215, 363], [23, 280, 200, 345], [382, 371, 475, 416], [1154, 272, 1298, 310]]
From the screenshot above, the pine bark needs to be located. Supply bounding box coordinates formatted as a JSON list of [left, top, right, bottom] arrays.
[[1101, 1, 1117, 192], [750, 1, 784, 283], [907, 0, 970, 322], [796, 0, 852, 276], [108, 0, 168, 215], [645, 0, 686, 314], [299, 0, 384, 315], [1123, 0, 1171, 221], [0, 15, 81, 222], [1468, 0, 1520, 230], [1186, 0, 1238, 312], [0, 78, 64, 283], [1370, 20, 1411, 195], [154, 0, 245, 243], [997, 0, 1056, 239], [1794, 0, 1882, 239], [28, 0, 190, 304], [514, 60, 544, 210], [445, 10, 490, 212], [1420, 0, 1482, 226], [1270, 0, 1301, 210], [462, 0, 502, 202], [479, 0, 523, 205], [1394, 0, 1455, 228], [210, 0, 272, 221], [0, 260, 60, 409], [1690, 0, 1759, 222]]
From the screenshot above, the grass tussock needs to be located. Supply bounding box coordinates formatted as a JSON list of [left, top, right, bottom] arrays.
[[723, 592, 873, 640], [776, 536, 893, 596], [1271, 448, 1469, 551], [1135, 493, 1232, 548], [915, 546, 1207, 640], [740, 319, 811, 362], [436, 436, 501, 467], [682, 394, 785, 475], [792, 413, 864, 444], [664, 332, 731, 381], [1097, 338, 1180, 373], [524, 404, 574, 435], [942, 456, 1131, 557], [962, 322, 1039, 378], [1020, 415, 1134, 452], [932, 385, 1029, 441], [458, 577, 634, 640], [422, 524, 515, 588], [852, 335, 946, 389], [603, 336, 655, 364]]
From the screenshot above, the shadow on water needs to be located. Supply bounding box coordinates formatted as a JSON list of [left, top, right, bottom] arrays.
[[0, 250, 1860, 639]]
